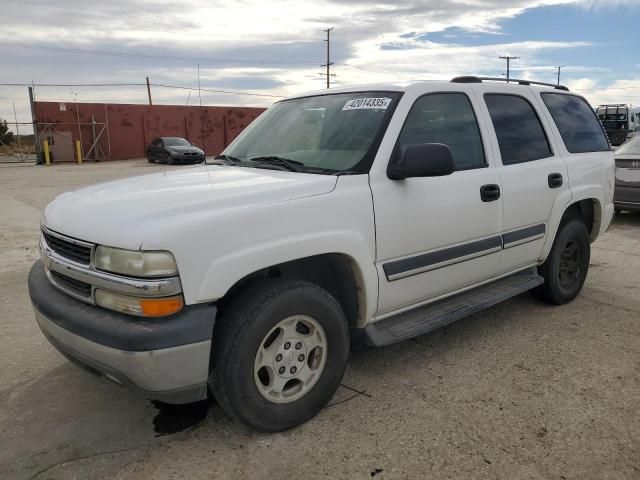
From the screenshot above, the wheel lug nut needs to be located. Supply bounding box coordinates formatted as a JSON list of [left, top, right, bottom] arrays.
[[290, 366, 297, 374], [295, 342, 302, 350], [275, 354, 282, 362], [298, 354, 305, 362], [279, 366, 285, 375], [284, 342, 291, 349]]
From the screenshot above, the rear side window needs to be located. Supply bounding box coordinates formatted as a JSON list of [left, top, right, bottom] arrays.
[[484, 94, 552, 165], [397, 92, 486, 170], [541, 93, 610, 153]]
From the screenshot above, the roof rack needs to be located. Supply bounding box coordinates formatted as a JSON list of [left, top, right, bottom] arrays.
[[451, 76, 569, 91]]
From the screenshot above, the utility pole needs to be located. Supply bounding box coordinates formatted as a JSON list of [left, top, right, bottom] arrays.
[[146, 76, 153, 105], [499, 55, 519, 83], [197, 63, 204, 154], [321, 27, 334, 89], [555, 65, 565, 86], [28, 86, 41, 163]]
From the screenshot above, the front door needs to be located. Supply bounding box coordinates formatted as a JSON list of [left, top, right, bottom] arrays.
[[370, 88, 503, 317]]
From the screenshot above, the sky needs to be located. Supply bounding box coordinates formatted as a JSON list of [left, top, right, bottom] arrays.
[[0, 0, 639, 133]]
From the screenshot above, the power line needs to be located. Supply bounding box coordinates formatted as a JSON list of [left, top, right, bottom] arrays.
[[151, 83, 284, 98], [0, 82, 145, 87], [0, 82, 284, 99]]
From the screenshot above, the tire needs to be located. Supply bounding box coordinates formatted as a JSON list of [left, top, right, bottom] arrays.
[[210, 279, 350, 432], [166, 153, 174, 165], [147, 152, 155, 163], [532, 218, 590, 305]]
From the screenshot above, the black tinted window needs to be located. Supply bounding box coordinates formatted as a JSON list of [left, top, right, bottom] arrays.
[[484, 94, 552, 165], [541, 94, 610, 153], [398, 93, 485, 170]]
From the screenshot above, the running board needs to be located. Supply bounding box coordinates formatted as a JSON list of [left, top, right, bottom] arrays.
[[364, 269, 544, 347]]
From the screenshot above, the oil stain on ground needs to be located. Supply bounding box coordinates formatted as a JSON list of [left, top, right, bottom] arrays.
[[151, 399, 211, 436]]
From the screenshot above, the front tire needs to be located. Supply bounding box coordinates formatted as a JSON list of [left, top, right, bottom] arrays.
[[211, 279, 349, 432], [532, 219, 590, 305]]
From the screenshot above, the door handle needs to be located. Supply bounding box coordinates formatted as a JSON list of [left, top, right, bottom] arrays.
[[548, 173, 563, 188], [480, 184, 501, 202]]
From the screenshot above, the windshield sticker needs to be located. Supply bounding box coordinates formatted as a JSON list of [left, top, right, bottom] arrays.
[[342, 97, 392, 111]]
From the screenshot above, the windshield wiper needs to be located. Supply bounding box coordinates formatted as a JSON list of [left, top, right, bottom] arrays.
[[209, 154, 244, 165], [249, 156, 305, 172]]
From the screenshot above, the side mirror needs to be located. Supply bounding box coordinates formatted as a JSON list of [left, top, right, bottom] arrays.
[[387, 143, 455, 180]]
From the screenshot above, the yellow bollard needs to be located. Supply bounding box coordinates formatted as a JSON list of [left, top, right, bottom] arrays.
[[76, 140, 83, 164], [43, 139, 51, 166]]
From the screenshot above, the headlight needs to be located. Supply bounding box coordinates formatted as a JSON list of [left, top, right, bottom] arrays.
[[94, 246, 178, 277], [95, 289, 183, 317]]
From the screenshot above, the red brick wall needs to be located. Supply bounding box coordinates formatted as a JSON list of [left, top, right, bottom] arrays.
[[34, 102, 266, 161]]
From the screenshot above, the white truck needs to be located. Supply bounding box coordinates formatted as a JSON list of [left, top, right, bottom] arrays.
[[29, 76, 615, 432]]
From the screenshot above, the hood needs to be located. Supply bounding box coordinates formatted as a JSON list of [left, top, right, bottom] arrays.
[[42, 165, 337, 249]]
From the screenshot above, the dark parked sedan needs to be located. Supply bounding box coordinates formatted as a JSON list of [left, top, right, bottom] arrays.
[[614, 135, 640, 213], [146, 137, 205, 164]]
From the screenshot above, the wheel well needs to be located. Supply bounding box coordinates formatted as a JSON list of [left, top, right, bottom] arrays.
[[560, 199, 599, 240], [218, 254, 364, 328]]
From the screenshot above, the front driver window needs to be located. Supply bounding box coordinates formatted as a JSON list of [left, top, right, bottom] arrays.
[[397, 92, 486, 171]]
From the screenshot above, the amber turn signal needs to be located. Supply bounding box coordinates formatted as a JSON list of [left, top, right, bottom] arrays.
[[139, 296, 184, 317]]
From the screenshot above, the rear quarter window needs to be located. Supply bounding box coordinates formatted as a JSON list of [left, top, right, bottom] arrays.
[[541, 93, 610, 153]]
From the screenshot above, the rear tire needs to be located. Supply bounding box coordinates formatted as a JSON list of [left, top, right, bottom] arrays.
[[532, 219, 590, 305], [210, 279, 349, 432], [147, 152, 154, 163]]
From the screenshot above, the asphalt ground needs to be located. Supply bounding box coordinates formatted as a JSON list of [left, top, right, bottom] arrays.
[[0, 160, 638, 479]]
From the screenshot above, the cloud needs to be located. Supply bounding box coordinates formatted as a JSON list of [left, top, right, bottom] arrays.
[[0, 0, 637, 132]]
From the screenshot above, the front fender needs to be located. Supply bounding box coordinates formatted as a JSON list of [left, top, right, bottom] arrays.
[[195, 230, 378, 323]]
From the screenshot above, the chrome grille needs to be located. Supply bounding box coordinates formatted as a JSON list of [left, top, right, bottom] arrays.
[[42, 230, 91, 265]]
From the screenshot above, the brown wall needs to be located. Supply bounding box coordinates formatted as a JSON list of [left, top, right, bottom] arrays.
[[33, 102, 266, 161]]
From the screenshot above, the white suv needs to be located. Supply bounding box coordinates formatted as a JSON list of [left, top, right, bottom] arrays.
[[29, 76, 615, 431]]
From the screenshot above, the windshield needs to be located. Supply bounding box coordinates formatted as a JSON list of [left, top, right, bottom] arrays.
[[615, 136, 640, 156], [219, 91, 402, 174], [164, 137, 191, 147]]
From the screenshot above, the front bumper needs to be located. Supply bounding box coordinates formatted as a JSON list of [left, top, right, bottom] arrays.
[[614, 185, 640, 211], [171, 154, 205, 163], [29, 261, 217, 404]]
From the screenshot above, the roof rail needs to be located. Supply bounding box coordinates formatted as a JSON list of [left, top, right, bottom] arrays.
[[451, 76, 569, 91]]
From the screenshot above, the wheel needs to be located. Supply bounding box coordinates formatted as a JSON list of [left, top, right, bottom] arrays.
[[147, 152, 155, 163], [211, 279, 350, 432], [165, 153, 174, 165], [531, 219, 590, 305]]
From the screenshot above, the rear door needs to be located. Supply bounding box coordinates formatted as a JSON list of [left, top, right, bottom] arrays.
[[475, 87, 569, 274]]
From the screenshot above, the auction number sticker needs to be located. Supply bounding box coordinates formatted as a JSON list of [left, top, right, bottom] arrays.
[[342, 97, 392, 111]]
